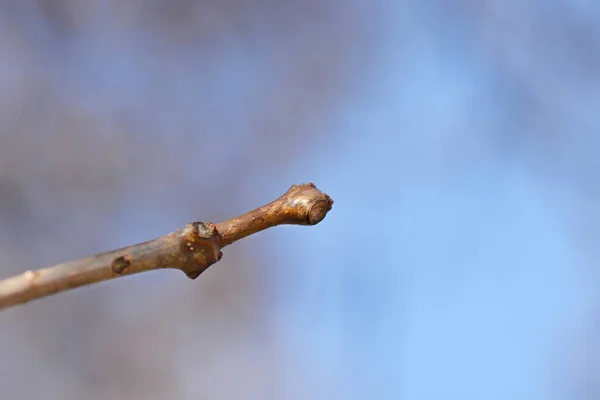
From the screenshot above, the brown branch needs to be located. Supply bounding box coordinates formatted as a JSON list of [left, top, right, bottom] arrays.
[[0, 183, 333, 310]]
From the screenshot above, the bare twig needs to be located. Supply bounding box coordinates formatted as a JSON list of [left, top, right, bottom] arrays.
[[0, 183, 333, 310]]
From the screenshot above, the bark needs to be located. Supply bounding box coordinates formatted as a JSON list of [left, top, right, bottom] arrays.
[[0, 183, 332, 310]]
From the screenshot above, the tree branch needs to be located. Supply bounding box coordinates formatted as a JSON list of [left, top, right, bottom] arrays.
[[0, 183, 333, 310]]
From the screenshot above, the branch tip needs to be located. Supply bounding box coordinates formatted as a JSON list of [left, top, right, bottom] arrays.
[[215, 183, 333, 246]]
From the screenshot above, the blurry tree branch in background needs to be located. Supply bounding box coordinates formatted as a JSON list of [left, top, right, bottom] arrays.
[[0, 183, 332, 310]]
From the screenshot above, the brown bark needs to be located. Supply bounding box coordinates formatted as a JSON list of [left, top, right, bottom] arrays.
[[0, 183, 333, 310]]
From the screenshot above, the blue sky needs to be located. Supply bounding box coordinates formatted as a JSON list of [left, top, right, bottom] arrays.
[[264, 3, 595, 399]]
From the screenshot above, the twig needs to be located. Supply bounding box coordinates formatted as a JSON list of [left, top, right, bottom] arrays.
[[0, 183, 333, 310]]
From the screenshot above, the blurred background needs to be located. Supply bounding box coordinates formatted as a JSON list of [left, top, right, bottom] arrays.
[[0, 1, 599, 399]]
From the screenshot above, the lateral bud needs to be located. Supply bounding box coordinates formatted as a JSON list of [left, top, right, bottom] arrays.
[[179, 222, 223, 279]]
